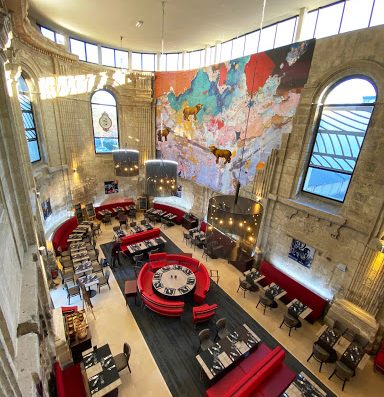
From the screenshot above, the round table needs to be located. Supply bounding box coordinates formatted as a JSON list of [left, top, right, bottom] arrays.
[[152, 265, 196, 297]]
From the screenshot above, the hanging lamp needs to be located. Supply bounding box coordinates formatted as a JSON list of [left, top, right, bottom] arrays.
[[113, 149, 139, 176]]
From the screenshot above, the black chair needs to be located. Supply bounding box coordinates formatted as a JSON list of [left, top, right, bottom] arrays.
[[102, 213, 112, 225], [215, 318, 230, 341], [307, 342, 331, 372], [98, 270, 111, 293], [256, 292, 276, 314], [328, 360, 355, 391], [183, 232, 192, 246], [197, 329, 214, 354], [279, 313, 301, 336], [148, 248, 159, 256], [140, 219, 147, 225], [133, 253, 144, 268], [237, 277, 252, 298], [130, 221, 137, 227], [113, 343, 132, 373], [92, 260, 104, 275]]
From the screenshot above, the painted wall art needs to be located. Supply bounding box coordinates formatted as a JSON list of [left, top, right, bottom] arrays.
[[41, 198, 52, 220], [154, 40, 315, 194], [104, 180, 119, 194], [288, 239, 315, 268]]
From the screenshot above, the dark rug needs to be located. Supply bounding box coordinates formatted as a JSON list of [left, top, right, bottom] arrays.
[[100, 234, 336, 397]]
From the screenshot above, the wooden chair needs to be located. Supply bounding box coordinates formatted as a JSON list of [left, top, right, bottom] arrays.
[[65, 282, 81, 304], [98, 270, 111, 293]]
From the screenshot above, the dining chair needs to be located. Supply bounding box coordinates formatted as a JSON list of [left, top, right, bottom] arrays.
[[328, 360, 355, 391], [209, 269, 220, 284], [140, 219, 147, 225], [256, 292, 276, 314], [279, 312, 301, 336], [148, 248, 159, 256], [92, 260, 104, 275], [88, 251, 98, 262], [215, 318, 230, 341], [183, 232, 192, 246], [98, 270, 111, 293], [133, 253, 144, 268], [237, 277, 252, 298], [65, 282, 81, 304], [113, 343, 132, 373], [307, 342, 331, 372], [92, 223, 102, 236], [197, 329, 214, 354], [130, 221, 137, 227], [61, 268, 74, 286]]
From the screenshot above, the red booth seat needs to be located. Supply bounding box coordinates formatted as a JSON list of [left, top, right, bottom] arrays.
[[54, 362, 86, 397], [192, 303, 218, 324], [52, 217, 78, 255], [148, 252, 168, 271], [200, 221, 207, 233], [194, 264, 210, 304], [153, 203, 186, 224], [137, 263, 185, 317], [120, 228, 161, 252], [259, 261, 328, 322], [374, 342, 384, 374], [166, 254, 200, 273], [95, 198, 135, 219], [206, 345, 296, 397]]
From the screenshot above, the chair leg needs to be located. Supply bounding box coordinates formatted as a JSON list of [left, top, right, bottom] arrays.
[[127, 362, 131, 373], [307, 352, 313, 362], [328, 369, 336, 380], [237, 285, 241, 293], [288, 327, 292, 337], [263, 305, 266, 315], [342, 379, 347, 391], [279, 319, 284, 329], [256, 300, 260, 308], [319, 361, 323, 373]]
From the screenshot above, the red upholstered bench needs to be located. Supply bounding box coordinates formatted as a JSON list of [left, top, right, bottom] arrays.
[[52, 217, 79, 255], [374, 342, 384, 374], [149, 252, 168, 271], [167, 254, 200, 273], [54, 362, 86, 397], [206, 345, 296, 397], [192, 303, 218, 324], [153, 203, 185, 224], [120, 228, 161, 252], [259, 261, 328, 321], [194, 264, 211, 304]]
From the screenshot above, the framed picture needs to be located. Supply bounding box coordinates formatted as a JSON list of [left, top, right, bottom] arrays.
[[104, 180, 119, 194], [41, 198, 52, 220], [288, 239, 315, 268]]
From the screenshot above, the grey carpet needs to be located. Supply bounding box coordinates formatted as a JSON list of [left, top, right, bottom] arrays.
[[100, 233, 336, 397]]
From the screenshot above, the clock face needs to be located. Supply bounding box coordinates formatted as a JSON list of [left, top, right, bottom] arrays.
[[99, 112, 112, 131]]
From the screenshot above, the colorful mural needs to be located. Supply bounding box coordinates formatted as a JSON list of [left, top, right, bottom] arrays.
[[155, 40, 315, 194]]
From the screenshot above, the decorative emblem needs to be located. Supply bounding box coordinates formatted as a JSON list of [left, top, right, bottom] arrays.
[[99, 112, 112, 131]]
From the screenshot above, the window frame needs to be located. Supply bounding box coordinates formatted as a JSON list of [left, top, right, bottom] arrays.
[[301, 75, 377, 203], [90, 89, 120, 154], [17, 75, 41, 163]]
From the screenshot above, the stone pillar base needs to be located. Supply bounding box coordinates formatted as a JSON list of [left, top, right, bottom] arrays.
[[325, 298, 379, 343]]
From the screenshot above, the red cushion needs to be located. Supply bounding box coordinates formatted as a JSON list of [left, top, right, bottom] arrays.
[[149, 252, 167, 262], [54, 362, 86, 397], [52, 217, 78, 254], [206, 366, 245, 397], [153, 203, 185, 223], [61, 306, 78, 315], [259, 261, 328, 321], [192, 304, 218, 323], [256, 361, 296, 397], [374, 349, 384, 373], [121, 228, 161, 247]]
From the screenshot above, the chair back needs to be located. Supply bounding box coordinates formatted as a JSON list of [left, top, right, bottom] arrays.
[[199, 329, 210, 342], [216, 317, 226, 331], [104, 269, 110, 281], [123, 343, 131, 361], [134, 253, 144, 262]]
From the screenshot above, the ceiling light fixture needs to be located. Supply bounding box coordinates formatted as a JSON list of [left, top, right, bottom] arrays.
[[135, 20, 144, 28]]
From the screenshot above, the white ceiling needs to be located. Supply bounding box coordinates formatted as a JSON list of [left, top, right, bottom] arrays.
[[28, 0, 336, 52]]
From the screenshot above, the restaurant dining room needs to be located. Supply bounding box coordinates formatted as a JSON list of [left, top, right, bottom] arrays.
[[1, 1, 384, 397]]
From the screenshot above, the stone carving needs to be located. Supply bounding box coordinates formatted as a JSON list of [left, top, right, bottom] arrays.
[[329, 219, 347, 240]]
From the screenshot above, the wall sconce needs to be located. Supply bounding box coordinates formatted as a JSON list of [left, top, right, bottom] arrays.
[[73, 168, 77, 173], [381, 245, 384, 253]]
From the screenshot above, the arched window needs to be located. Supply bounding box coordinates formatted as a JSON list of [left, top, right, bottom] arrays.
[[17, 75, 41, 162], [302, 76, 377, 202], [91, 90, 119, 153]]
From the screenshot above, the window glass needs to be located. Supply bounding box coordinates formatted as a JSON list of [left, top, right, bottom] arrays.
[[303, 77, 376, 202], [41, 26, 55, 42], [258, 24, 276, 52], [178, 53, 183, 70], [166, 53, 179, 71], [56, 33, 65, 45], [205, 47, 212, 65], [209, 46, 216, 65], [315, 3, 344, 39], [159, 53, 167, 71], [215, 43, 221, 63], [340, 0, 373, 33], [86, 43, 99, 64], [231, 36, 245, 60], [101, 47, 115, 67], [91, 90, 119, 153], [70, 38, 86, 61], [370, 0, 384, 26], [131, 52, 142, 70], [115, 50, 128, 69], [275, 18, 297, 48], [300, 10, 318, 40], [220, 41, 232, 62], [244, 31, 260, 56], [17, 76, 41, 162], [142, 53, 155, 71], [190, 50, 202, 69]]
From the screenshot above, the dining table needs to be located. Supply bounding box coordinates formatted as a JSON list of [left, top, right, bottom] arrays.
[[126, 236, 167, 254], [78, 273, 99, 298], [282, 371, 327, 397], [286, 298, 313, 319], [264, 282, 287, 300], [82, 344, 121, 397], [244, 269, 265, 285], [196, 323, 260, 381], [74, 261, 93, 275]]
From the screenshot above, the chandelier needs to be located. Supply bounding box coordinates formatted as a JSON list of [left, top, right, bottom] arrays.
[[113, 149, 139, 176], [144, 160, 177, 197]]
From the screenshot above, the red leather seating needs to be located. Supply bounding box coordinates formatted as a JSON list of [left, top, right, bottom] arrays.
[[120, 228, 161, 252], [149, 252, 168, 271], [259, 261, 328, 321], [137, 263, 184, 317], [194, 264, 211, 304], [94, 198, 135, 219], [54, 362, 86, 397], [206, 345, 296, 397], [374, 342, 384, 374], [192, 303, 218, 324], [153, 203, 185, 224], [52, 217, 78, 255], [166, 254, 200, 273]]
